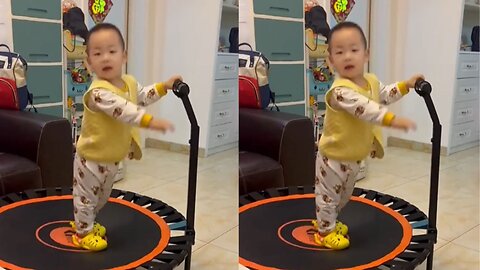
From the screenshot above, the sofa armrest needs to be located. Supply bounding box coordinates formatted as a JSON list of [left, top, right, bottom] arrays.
[[239, 108, 315, 187], [0, 110, 73, 188]]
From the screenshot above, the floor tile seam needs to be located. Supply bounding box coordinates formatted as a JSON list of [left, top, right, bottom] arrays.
[[198, 225, 238, 247]]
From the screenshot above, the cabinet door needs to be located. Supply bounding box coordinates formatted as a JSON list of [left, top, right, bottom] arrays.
[[11, 0, 61, 20], [216, 53, 238, 80], [35, 105, 64, 118], [278, 104, 305, 116], [28, 65, 63, 104], [210, 101, 238, 126], [451, 121, 477, 147], [253, 0, 303, 18], [452, 101, 477, 125], [269, 64, 304, 102], [455, 78, 479, 102], [254, 18, 304, 61], [12, 20, 61, 62], [209, 122, 236, 148], [213, 79, 237, 103], [457, 53, 480, 78]]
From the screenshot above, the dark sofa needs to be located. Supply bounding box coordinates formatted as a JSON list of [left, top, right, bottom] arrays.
[[0, 110, 73, 195], [239, 108, 315, 195]]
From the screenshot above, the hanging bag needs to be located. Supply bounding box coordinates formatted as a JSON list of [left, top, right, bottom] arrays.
[[238, 43, 278, 110], [0, 77, 19, 110], [0, 44, 34, 111]]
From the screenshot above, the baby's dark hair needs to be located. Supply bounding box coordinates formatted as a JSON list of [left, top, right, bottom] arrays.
[[327, 21, 367, 50], [86, 23, 125, 51]]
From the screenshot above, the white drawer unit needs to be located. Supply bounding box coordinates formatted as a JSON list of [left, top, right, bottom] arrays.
[[206, 52, 238, 155], [449, 51, 480, 153]]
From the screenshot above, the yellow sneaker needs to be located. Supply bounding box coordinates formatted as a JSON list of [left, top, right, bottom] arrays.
[[313, 231, 350, 250], [72, 232, 108, 251], [311, 220, 348, 236], [70, 221, 106, 237]]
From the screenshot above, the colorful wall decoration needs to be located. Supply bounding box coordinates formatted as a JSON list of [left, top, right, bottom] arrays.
[[88, 0, 113, 24], [330, 0, 355, 23]]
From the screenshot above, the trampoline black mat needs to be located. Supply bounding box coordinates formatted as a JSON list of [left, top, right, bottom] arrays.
[[239, 187, 435, 270], [0, 188, 193, 270]]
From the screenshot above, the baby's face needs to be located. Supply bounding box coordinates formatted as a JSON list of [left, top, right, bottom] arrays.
[[328, 27, 369, 80], [87, 29, 126, 82]]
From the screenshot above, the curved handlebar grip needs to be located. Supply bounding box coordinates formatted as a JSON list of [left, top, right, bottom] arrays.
[[173, 80, 190, 97], [414, 79, 432, 97]]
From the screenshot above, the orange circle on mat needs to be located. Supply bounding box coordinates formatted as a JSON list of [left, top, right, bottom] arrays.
[[239, 194, 412, 270], [0, 195, 170, 270], [277, 219, 334, 251], [35, 220, 90, 252], [49, 224, 78, 248]]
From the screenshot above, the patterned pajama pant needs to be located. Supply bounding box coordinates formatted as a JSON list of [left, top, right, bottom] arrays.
[[72, 153, 119, 236], [314, 153, 361, 235]]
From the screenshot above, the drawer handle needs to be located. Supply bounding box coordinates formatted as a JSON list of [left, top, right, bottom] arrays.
[[29, 53, 49, 57], [223, 65, 234, 70], [276, 94, 293, 98], [459, 131, 468, 137], [27, 7, 48, 13], [269, 6, 290, 12], [271, 52, 291, 55], [218, 112, 227, 116], [221, 89, 231, 94], [217, 133, 226, 138]]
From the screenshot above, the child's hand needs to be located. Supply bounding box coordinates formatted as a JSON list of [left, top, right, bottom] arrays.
[[391, 117, 416, 132], [405, 74, 425, 89], [164, 75, 184, 90], [148, 118, 175, 133]]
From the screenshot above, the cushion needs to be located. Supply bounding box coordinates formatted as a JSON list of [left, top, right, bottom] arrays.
[[0, 152, 42, 195], [239, 151, 284, 195]]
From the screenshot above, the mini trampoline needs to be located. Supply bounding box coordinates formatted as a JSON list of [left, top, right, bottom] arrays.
[[240, 187, 434, 270], [0, 81, 199, 270], [0, 188, 190, 270], [239, 80, 441, 270]]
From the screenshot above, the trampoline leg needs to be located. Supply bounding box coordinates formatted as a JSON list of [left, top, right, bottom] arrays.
[[184, 247, 192, 270], [426, 251, 433, 270]]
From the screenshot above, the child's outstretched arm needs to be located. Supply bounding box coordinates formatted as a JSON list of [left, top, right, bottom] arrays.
[[137, 75, 183, 106], [379, 74, 424, 105], [86, 88, 174, 132], [329, 87, 416, 132]]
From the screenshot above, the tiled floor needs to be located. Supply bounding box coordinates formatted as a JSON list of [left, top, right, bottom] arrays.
[[117, 146, 479, 269], [114, 147, 238, 270]]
